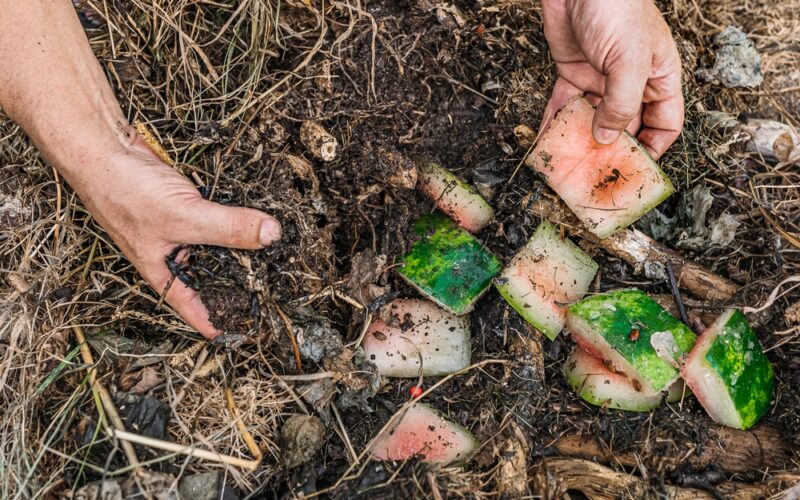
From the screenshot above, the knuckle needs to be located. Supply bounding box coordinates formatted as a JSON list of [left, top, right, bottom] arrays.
[[601, 102, 638, 125]]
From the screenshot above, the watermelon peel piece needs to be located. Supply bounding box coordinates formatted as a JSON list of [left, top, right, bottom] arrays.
[[565, 347, 664, 412], [566, 289, 697, 392], [370, 402, 479, 465], [526, 96, 675, 239], [362, 299, 471, 378], [398, 212, 502, 315], [495, 220, 598, 340], [417, 159, 494, 233], [681, 309, 774, 430]]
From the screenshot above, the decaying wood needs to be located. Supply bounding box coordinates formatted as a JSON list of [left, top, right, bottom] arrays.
[[528, 194, 740, 300], [300, 120, 339, 162], [552, 424, 792, 475], [495, 422, 530, 497], [533, 458, 780, 500]]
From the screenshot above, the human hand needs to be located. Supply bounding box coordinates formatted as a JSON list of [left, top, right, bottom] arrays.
[[540, 0, 684, 159], [77, 135, 282, 338]]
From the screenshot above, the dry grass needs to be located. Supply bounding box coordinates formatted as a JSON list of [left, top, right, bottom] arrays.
[[1, 0, 799, 497]]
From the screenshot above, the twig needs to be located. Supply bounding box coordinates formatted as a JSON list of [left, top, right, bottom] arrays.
[[331, 404, 358, 464], [666, 261, 690, 325], [743, 276, 800, 315], [224, 387, 263, 461], [110, 429, 260, 471], [274, 303, 303, 374], [71, 324, 143, 474]]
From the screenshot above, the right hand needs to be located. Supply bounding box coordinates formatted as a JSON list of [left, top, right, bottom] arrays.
[[78, 135, 282, 338]]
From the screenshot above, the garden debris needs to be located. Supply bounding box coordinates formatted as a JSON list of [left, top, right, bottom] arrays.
[[372, 145, 417, 190], [71, 480, 122, 500], [119, 366, 163, 394], [0, 192, 29, 229], [300, 121, 338, 162], [323, 346, 380, 412], [740, 119, 800, 164], [116, 393, 170, 441], [696, 26, 763, 88], [179, 471, 239, 500], [297, 317, 342, 363], [494, 423, 529, 497], [128, 339, 173, 370], [281, 414, 326, 469], [786, 301, 800, 325], [344, 249, 388, 305], [299, 378, 337, 424]]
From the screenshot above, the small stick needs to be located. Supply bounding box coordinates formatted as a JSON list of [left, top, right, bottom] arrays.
[[274, 304, 303, 374], [72, 324, 143, 474], [110, 429, 260, 471], [224, 387, 263, 461], [331, 404, 358, 464], [666, 261, 689, 325]]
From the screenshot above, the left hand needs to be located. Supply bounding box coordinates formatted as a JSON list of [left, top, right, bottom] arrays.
[[540, 0, 684, 159]]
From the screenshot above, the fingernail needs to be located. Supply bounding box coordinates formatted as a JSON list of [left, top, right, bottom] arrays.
[[259, 218, 282, 246], [594, 127, 620, 145]]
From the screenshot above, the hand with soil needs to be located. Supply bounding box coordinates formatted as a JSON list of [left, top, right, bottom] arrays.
[[541, 0, 684, 159], [0, 0, 281, 338]]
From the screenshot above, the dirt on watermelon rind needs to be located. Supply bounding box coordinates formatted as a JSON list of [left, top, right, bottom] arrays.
[[417, 159, 494, 233]]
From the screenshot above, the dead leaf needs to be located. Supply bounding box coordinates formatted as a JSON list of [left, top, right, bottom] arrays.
[[281, 414, 326, 469]]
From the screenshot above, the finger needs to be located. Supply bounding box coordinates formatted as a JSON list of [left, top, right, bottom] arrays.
[[593, 59, 649, 144], [179, 199, 282, 249], [144, 260, 220, 339], [638, 93, 684, 159], [539, 77, 584, 136], [626, 104, 644, 136]]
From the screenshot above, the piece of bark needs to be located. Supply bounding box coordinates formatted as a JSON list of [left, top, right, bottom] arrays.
[[528, 194, 739, 301], [533, 458, 780, 500], [300, 121, 338, 162], [552, 424, 791, 475], [495, 422, 530, 497]]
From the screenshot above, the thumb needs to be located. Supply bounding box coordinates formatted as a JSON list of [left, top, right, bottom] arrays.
[[180, 199, 282, 249], [593, 61, 648, 144]]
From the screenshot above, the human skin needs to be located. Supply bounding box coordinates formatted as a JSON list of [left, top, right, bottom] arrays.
[[540, 0, 684, 159], [0, 1, 683, 338], [0, 0, 282, 338]]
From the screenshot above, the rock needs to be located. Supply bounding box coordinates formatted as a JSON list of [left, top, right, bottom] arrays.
[[179, 471, 239, 500], [281, 414, 326, 469], [696, 26, 763, 88]]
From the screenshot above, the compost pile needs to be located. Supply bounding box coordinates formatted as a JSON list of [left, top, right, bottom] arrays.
[[1, 1, 799, 498]]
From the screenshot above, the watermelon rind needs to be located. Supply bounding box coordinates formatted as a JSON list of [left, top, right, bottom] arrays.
[[495, 221, 598, 340], [681, 309, 774, 430], [370, 403, 479, 465], [566, 289, 697, 392], [362, 299, 471, 377], [398, 212, 502, 315], [526, 96, 675, 239], [564, 348, 663, 412], [417, 160, 494, 233]]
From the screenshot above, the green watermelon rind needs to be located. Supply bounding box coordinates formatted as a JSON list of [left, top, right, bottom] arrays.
[[566, 289, 697, 392], [495, 221, 598, 340], [397, 212, 502, 315], [681, 309, 774, 430]]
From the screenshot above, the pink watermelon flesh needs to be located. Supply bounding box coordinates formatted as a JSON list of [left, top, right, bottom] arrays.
[[495, 221, 598, 340], [370, 403, 479, 465], [362, 299, 471, 377], [565, 348, 663, 412], [417, 160, 494, 233], [526, 96, 675, 239]]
